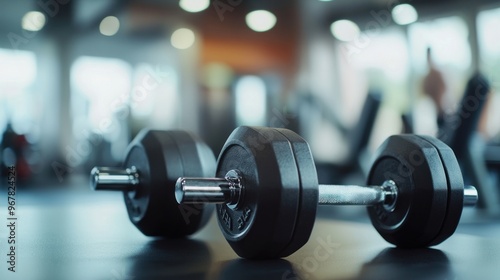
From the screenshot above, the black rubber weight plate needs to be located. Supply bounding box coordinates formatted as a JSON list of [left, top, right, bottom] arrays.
[[367, 135, 448, 247], [123, 130, 216, 237], [416, 135, 464, 246], [215, 126, 301, 259], [274, 128, 319, 257], [123, 141, 153, 233]]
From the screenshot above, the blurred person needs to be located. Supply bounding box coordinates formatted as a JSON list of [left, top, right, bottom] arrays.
[[478, 89, 500, 142], [1, 123, 31, 179], [422, 47, 449, 128]]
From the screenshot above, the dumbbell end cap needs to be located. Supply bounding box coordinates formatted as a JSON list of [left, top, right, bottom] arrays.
[[175, 178, 185, 204], [464, 185, 478, 207], [90, 167, 100, 191]]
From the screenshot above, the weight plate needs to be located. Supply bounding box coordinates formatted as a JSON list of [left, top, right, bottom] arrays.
[[216, 126, 301, 259], [367, 135, 448, 247], [417, 135, 464, 245], [274, 128, 319, 257], [123, 129, 216, 237]]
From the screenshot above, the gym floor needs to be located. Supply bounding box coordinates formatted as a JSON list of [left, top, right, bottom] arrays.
[[2, 175, 499, 280]]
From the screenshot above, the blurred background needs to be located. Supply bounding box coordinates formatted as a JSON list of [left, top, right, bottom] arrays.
[[1, 0, 500, 209]]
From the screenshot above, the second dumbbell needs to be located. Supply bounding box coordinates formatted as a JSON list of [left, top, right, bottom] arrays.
[[90, 129, 216, 237]]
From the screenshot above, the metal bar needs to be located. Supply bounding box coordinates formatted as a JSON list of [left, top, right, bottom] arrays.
[[175, 176, 242, 207], [90, 167, 139, 191], [318, 184, 386, 205]]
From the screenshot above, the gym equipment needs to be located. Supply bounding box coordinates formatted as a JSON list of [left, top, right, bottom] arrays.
[[176, 126, 478, 259], [438, 73, 499, 214], [302, 91, 382, 183], [90, 129, 216, 237]]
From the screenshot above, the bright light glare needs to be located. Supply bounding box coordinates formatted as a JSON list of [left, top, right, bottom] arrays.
[[245, 10, 277, 32], [171, 28, 196, 49], [0, 48, 37, 137], [350, 29, 410, 82], [392, 4, 418, 25], [0, 49, 37, 92], [179, 0, 209, 13], [408, 16, 470, 72], [72, 56, 131, 100], [235, 76, 267, 126], [71, 56, 132, 136], [99, 16, 120, 36], [330, 20, 360, 41], [477, 7, 500, 60], [22, 11, 46, 31]]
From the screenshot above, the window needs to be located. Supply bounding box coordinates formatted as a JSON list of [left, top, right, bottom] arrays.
[[477, 7, 500, 138], [408, 16, 471, 135], [408, 16, 471, 100], [337, 27, 409, 148], [235, 75, 267, 126], [71, 56, 132, 161], [0, 48, 37, 137], [71, 57, 180, 161], [130, 63, 178, 129], [71, 56, 132, 139]]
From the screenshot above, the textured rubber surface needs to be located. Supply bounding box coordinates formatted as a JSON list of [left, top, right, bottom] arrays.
[[367, 135, 448, 247], [123, 129, 216, 237], [216, 126, 301, 259]]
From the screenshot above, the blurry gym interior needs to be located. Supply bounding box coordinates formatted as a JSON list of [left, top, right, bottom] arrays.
[[2, 0, 500, 235]]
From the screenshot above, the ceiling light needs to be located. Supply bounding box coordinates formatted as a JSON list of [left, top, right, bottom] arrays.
[[171, 28, 195, 49], [179, 0, 210, 13], [245, 10, 277, 32], [392, 4, 418, 25], [100, 16, 120, 36], [22, 11, 46, 32], [330, 20, 360, 42]]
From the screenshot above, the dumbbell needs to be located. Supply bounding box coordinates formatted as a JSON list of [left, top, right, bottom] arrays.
[[175, 126, 478, 259], [90, 129, 216, 237]]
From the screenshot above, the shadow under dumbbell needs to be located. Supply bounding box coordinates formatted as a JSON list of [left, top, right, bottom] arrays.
[[356, 248, 452, 280], [126, 239, 212, 280], [218, 259, 297, 280]]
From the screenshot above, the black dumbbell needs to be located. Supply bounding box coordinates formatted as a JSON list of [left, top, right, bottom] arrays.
[[90, 129, 216, 237], [175, 126, 478, 259]]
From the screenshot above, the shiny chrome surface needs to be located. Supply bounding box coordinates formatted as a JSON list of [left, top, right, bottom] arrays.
[[318, 184, 385, 205], [175, 173, 478, 209], [318, 180, 398, 208], [175, 170, 243, 208], [464, 185, 479, 206], [90, 166, 139, 191]]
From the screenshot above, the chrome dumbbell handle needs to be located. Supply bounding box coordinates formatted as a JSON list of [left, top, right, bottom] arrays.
[[90, 167, 139, 191], [175, 169, 478, 209]]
